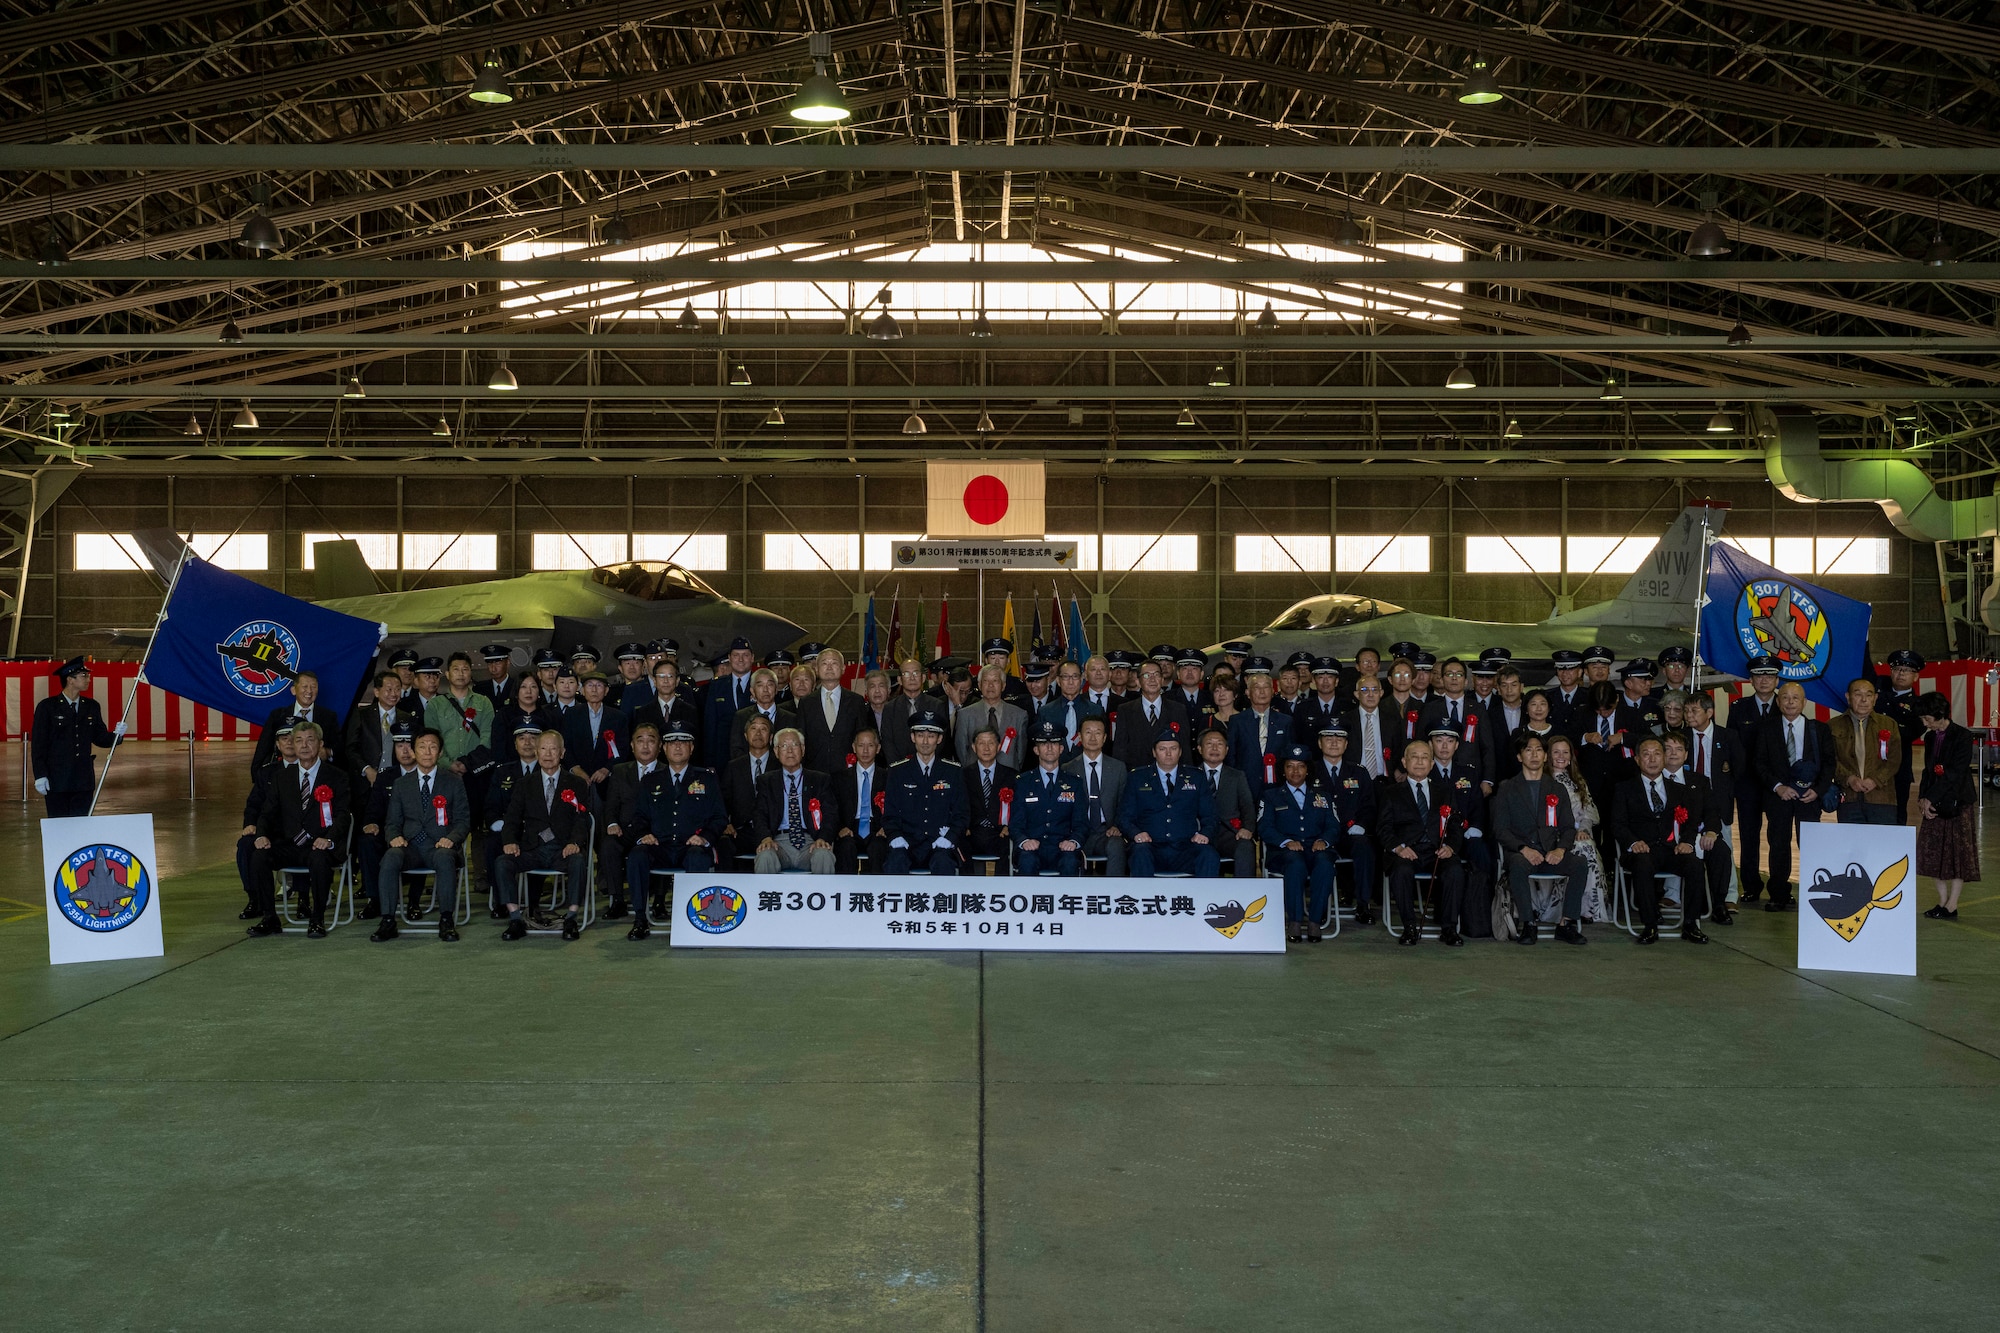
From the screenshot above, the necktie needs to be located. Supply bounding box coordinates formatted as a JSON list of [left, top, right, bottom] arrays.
[[1600, 716, 1611, 738], [1649, 780, 1662, 813], [824, 690, 838, 729], [1450, 701, 1460, 724], [1695, 734, 1706, 776], [1293, 786, 1305, 810], [787, 774, 807, 849], [421, 774, 432, 803], [1414, 782, 1430, 825], [1789, 721, 1800, 764], [1088, 762, 1102, 820], [858, 770, 871, 837], [983, 768, 994, 803], [1065, 702, 1077, 744], [1147, 702, 1157, 726], [1363, 712, 1381, 777], [544, 773, 556, 807], [299, 770, 311, 806], [1207, 767, 1220, 794], [1854, 718, 1867, 776], [1257, 711, 1268, 752], [988, 706, 998, 733], [753, 756, 765, 783]]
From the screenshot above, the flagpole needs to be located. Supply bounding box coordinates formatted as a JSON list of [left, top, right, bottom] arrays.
[[89, 546, 193, 814], [1693, 509, 1715, 708]]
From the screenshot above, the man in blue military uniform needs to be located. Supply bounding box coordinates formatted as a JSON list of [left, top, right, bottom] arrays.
[[32, 657, 123, 818], [1546, 649, 1589, 736], [1725, 654, 1783, 902], [1612, 659, 1666, 739], [1876, 648, 1924, 816], [1309, 719, 1379, 925], [606, 642, 650, 711], [882, 708, 970, 875], [1012, 719, 1085, 877], [1654, 645, 1694, 697], [475, 644, 515, 708], [1289, 656, 1346, 750], [1260, 743, 1339, 943], [624, 720, 725, 940], [1120, 727, 1220, 877], [703, 636, 760, 763]]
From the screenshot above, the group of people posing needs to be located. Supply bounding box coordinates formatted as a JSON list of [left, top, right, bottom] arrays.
[[221, 631, 1977, 948]]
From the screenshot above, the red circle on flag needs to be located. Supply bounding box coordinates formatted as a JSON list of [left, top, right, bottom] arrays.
[[963, 474, 1010, 526]]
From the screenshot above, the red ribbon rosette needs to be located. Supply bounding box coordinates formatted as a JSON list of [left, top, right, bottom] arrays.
[[1438, 802, 1452, 839], [1465, 714, 1478, 742], [997, 786, 1013, 825], [1672, 804, 1688, 841], [846, 751, 857, 767], [432, 791, 448, 825], [1263, 752, 1276, 785], [314, 783, 334, 827], [602, 728, 619, 759], [1405, 708, 1419, 739], [462, 706, 477, 731], [1229, 816, 1242, 831], [1878, 727, 1893, 760], [1933, 763, 1945, 775], [1545, 792, 1559, 827], [560, 788, 581, 810], [808, 796, 822, 830], [873, 789, 887, 813], [1002, 726, 1017, 755]]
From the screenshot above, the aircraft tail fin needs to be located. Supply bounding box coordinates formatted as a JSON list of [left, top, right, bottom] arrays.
[[310, 538, 383, 600], [1552, 503, 1729, 627]]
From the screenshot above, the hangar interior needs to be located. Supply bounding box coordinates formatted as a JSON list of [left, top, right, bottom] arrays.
[[4, 2, 1999, 1331]]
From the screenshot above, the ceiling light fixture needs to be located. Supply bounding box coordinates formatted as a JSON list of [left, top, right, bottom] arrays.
[[1706, 408, 1734, 433], [970, 310, 994, 338], [344, 375, 366, 399], [487, 361, 518, 391], [1503, 418, 1523, 439], [1255, 301, 1279, 334], [231, 401, 259, 430], [765, 404, 786, 426], [469, 53, 514, 104], [1457, 55, 1503, 105], [866, 288, 903, 342], [676, 302, 702, 333], [1335, 210, 1363, 248], [1686, 191, 1732, 258], [1445, 359, 1476, 390], [902, 407, 927, 436], [218, 318, 243, 344], [1600, 373, 1624, 400], [790, 33, 851, 123], [182, 413, 204, 437], [730, 363, 752, 386], [1177, 405, 1196, 427], [1923, 230, 1956, 267], [238, 181, 281, 252], [431, 415, 454, 437], [36, 226, 68, 267], [1726, 319, 1752, 347], [976, 408, 995, 433], [1207, 363, 1231, 388], [602, 213, 633, 248]]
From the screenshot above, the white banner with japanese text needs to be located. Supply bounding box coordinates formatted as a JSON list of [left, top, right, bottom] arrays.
[[670, 875, 1283, 952]]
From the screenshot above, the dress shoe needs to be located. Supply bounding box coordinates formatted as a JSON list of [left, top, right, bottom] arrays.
[[529, 912, 554, 929], [1710, 909, 1735, 926], [306, 918, 327, 940], [369, 916, 399, 942], [1680, 925, 1709, 944], [502, 918, 527, 941], [1764, 898, 1790, 913], [1398, 926, 1421, 947], [627, 921, 652, 941], [1353, 906, 1375, 926], [1306, 924, 1323, 944], [1924, 905, 1959, 920], [604, 899, 629, 920], [651, 895, 668, 916], [1287, 925, 1304, 943], [237, 903, 261, 920], [405, 905, 426, 921], [1440, 930, 1465, 948], [1739, 885, 1764, 903], [488, 906, 507, 920], [438, 920, 459, 942], [245, 916, 283, 937], [561, 913, 581, 941], [1553, 921, 1587, 946], [1636, 925, 1659, 945], [359, 901, 381, 920], [1517, 920, 1538, 946]]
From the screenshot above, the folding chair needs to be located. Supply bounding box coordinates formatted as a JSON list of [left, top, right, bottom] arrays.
[[1262, 859, 1342, 938], [399, 858, 472, 927], [277, 826, 355, 929], [1613, 862, 1684, 937], [1382, 872, 1439, 938], [523, 814, 596, 935]]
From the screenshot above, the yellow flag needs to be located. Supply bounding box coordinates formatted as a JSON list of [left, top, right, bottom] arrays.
[[1001, 595, 1019, 676]]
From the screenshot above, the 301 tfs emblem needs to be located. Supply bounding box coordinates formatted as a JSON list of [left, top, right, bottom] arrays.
[[54, 844, 152, 933], [216, 620, 302, 698], [685, 885, 748, 934]]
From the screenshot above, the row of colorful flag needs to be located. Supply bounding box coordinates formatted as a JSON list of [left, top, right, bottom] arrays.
[[860, 585, 1092, 671]]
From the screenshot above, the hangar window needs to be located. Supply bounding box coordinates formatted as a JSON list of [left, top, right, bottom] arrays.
[[1335, 535, 1430, 573], [1565, 536, 1659, 575], [534, 532, 627, 570], [73, 533, 148, 571], [633, 533, 729, 570], [1466, 536, 1561, 574], [76, 532, 270, 572], [303, 532, 397, 571], [1099, 534, 1198, 572], [405, 533, 496, 572], [1722, 536, 1890, 575], [1235, 535, 1331, 573], [765, 533, 861, 571]]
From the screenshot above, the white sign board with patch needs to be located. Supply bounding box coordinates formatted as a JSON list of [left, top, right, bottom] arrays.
[[1797, 823, 1916, 977], [42, 814, 164, 966], [670, 875, 1283, 952]]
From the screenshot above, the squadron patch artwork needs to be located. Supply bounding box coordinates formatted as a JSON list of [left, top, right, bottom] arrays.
[[684, 884, 748, 935], [1807, 856, 1908, 942], [217, 619, 303, 698], [1204, 896, 1267, 940], [54, 843, 152, 932], [1735, 580, 1830, 679]]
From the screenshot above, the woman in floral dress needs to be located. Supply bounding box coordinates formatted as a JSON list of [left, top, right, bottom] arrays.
[[1544, 735, 1611, 922]]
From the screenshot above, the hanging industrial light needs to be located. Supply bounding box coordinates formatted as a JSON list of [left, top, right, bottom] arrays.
[[976, 407, 995, 433], [1726, 319, 1752, 347], [1207, 363, 1231, 387], [469, 53, 514, 104], [1445, 359, 1476, 390], [866, 288, 903, 342], [1600, 373, 1624, 400], [431, 415, 454, 437], [182, 413, 204, 437], [790, 33, 851, 123], [238, 181, 281, 251], [1335, 210, 1363, 248], [231, 401, 259, 430], [1177, 405, 1196, 427], [676, 302, 702, 333], [1457, 55, 1503, 105], [730, 362, 752, 386], [1503, 418, 1523, 439], [970, 310, 994, 338], [1706, 408, 1734, 433], [1923, 230, 1956, 267], [1255, 301, 1279, 334], [765, 404, 786, 427], [218, 318, 243, 344], [901, 407, 927, 435], [36, 225, 69, 267], [602, 213, 633, 248], [487, 360, 518, 391], [344, 375, 366, 399], [1686, 210, 1731, 257]]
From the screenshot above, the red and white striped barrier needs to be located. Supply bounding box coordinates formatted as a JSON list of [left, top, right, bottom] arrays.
[[1715, 660, 1998, 728], [1, 661, 255, 740]]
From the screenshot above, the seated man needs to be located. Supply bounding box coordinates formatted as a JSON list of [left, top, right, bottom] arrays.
[[882, 708, 968, 875], [1012, 719, 1084, 877], [1378, 738, 1468, 948], [1061, 716, 1126, 875], [1259, 744, 1337, 943], [1427, 720, 1492, 939], [1194, 727, 1258, 878], [370, 728, 469, 942], [236, 720, 295, 920], [624, 721, 725, 940], [1120, 727, 1221, 878], [246, 721, 350, 939], [752, 727, 837, 874], [599, 721, 666, 919], [1661, 730, 1733, 929], [833, 726, 891, 874], [1307, 720, 1378, 925], [356, 720, 418, 921], [960, 726, 1017, 870], [493, 730, 593, 940], [481, 723, 544, 917], [1491, 732, 1588, 946], [1611, 736, 1705, 946]]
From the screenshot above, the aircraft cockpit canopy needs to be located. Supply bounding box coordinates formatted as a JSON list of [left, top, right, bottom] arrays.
[[590, 561, 721, 602], [1264, 594, 1406, 632]]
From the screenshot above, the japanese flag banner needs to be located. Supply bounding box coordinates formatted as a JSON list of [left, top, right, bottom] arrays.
[[926, 462, 1046, 537]]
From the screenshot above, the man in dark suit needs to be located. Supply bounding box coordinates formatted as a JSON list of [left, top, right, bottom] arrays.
[[1120, 731, 1220, 877], [1112, 662, 1191, 771], [480, 724, 543, 918], [1013, 719, 1085, 877], [1307, 720, 1379, 925], [1194, 727, 1257, 877], [370, 727, 471, 941], [1419, 659, 1497, 782], [1491, 731, 1587, 945], [561, 670, 631, 799], [1426, 721, 1493, 938], [624, 720, 726, 939], [356, 720, 420, 921], [1751, 681, 1834, 913], [246, 719, 352, 939], [959, 726, 1018, 869], [1662, 730, 1734, 927], [879, 659, 931, 766], [1260, 744, 1339, 943], [249, 669, 343, 773], [31, 657, 122, 818], [237, 721, 297, 920], [721, 714, 778, 868], [597, 722, 667, 920], [1378, 738, 1468, 948], [797, 647, 871, 776], [1726, 655, 1783, 902], [628, 661, 701, 760], [752, 727, 837, 873], [1226, 658, 1288, 807], [1062, 717, 1127, 876], [1575, 680, 1638, 846], [343, 671, 408, 794], [1610, 737, 1706, 945], [833, 726, 892, 874], [730, 668, 793, 760], [494, 730, 594, 939], [882, 708, 969, 875], [702, 636, 760, 765]]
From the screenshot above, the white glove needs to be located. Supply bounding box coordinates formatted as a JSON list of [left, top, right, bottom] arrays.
[[889, 836, 908, 849], [34, 777, 48, 795], [1348, 824, 1365, 837], [1465, 827, 1483, 839], [932, 834, 954, 849], [113, 719, 128, 737], [490, 820, 504, 832]]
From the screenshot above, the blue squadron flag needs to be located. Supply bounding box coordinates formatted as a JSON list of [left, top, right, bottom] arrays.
[[141, 556, 387, 724], [1698, 539, 1872, 714]]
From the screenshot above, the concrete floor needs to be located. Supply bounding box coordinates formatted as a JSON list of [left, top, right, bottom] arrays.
[[2, 743, 1997, 1330]]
